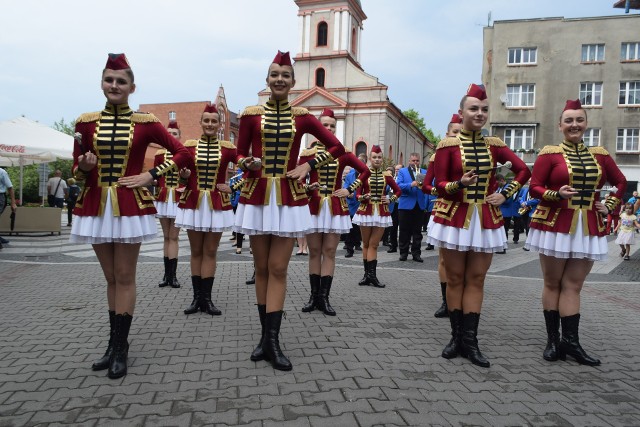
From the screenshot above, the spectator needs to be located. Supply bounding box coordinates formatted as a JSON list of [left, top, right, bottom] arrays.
[[66, 178, 81, 227], [396, 153, 428, 262], [47, 169, 68, 208], [0, 167, 18, 249]]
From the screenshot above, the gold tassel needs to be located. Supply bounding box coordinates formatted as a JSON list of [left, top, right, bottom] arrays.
[[184, 139, 198, 147], [436, 137, 461, 149], [588, 146, 610, 156], [239, 105, 265, 118], [131, 113, 160, 123], [292, 107, 310, 116], [485, 137, 506, 147], [538, 145, 564, 155], [76, 111, 100, 123], [220, 140, 237, 149]]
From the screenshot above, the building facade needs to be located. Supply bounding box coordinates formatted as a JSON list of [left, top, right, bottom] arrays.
[[483, 14, 640, 195], [257, 0, 431, 164]]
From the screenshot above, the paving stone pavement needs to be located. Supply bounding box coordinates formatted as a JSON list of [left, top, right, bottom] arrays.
[[1, 215, 640, 426]]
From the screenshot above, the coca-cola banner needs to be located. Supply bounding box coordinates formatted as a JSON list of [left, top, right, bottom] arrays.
[[0, 145, 26, 154]]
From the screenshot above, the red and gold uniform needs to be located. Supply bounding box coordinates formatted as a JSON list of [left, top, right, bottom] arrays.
[[174, 136, 237, 232], [233, 100, 346, 237], [421, 153, 438, 197], [153, 147, 181, 218], [299, 144, 369, 233], [352, 167, 401, 227], [525, 141, 626, 260], [427, 130, 531, 252], [70, 103, 191, 244]]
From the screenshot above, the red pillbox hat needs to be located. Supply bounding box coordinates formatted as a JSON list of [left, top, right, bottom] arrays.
[[449, 113, 463, 124], [105, 53, 131, 70], [466, 83, 487, 101], [320, 108, 335, 119], [370, 145, 382, 154], [563, 99, 582, 111], [203, 103, 219, 114], [272, 51, 292, 66], [168, 121, 180, 130]]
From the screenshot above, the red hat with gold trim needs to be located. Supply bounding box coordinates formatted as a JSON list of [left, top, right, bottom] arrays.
[[370, 145, 382, 154], [105, 53, 131, 70], [272, 51, 292, 66], [320, 108, 335, 119], [466, 83, 487, 101], [203, 102, 218, 114], [449, 113, 463, 124], [563, 99, 582, 111], [167, 121, 180, 130]]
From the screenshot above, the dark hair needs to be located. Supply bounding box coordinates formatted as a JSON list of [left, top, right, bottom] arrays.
[[102, 68, 135, 83]]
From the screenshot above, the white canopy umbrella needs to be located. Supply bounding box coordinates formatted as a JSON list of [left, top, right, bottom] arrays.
[[0, 116, 74, 203]]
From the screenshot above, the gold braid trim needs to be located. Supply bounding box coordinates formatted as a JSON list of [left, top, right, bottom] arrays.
[[538, 145, 564, 155], [604, 195, 621, 212], [445, 181, 461, 194], [131, 113, 160, 123], [220, 140, 236, 149], [485, 137, 506, 147], [239, 105, 265, 118], [389, 194, 399, 203], [588, 146, 610, 156], [347, 179, 362, 194], [76, 112, 100, 123], [292, 107, 309, 116], [231, 178, 245, 192], [300, 147, 317, 157], [542, 190, 561, 201], [436, 137, 460, 149], [500, 181, 522, 199], [184, 140, 198, 147]]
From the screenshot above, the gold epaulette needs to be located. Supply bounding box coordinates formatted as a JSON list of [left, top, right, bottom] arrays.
[[538, 145, 564, 155], [76, 111, 100, 123], [220, 140, 236, 150], [436, 137, 460, 149], [429, 153, 436, 162], [299, 147, 317, 157], [184, 139, 198, 147], [292, 107, 309, 116], [239, 105, 265, 118], [485, 137, 506, 147], [155, 149, 167, 156], [589, 146, 610, 156], [131, 113, 160, 123], [383, 170, 392, 177]]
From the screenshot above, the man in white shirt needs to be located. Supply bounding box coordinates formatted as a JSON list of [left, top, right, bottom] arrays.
[[0, 167, 17, 248], [47, 169, 68, 208]]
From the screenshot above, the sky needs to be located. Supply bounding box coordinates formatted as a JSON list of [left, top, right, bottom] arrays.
[[0, 0, 631, 138]]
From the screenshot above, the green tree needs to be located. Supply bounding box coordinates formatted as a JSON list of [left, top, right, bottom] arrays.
[[403, 109, 441, 145], [53, 118, 76, 136]]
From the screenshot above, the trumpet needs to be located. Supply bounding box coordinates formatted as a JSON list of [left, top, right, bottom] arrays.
[[517, 205, 531, 216]]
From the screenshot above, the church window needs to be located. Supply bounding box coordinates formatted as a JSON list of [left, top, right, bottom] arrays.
[[315, 68, 325, 87], [317, 22, 328, 46]]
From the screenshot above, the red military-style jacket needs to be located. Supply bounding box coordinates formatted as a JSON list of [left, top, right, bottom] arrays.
[[178, 137, 237, 211], [432, 130, 531, 229], [356, 168, 401, 216], [154, 148, 182, 203], [529, 141, 626, 236], [72, 103, 192, 217], [298, 144, 370, 216], [421, 153, 438, 197], [235, 100, 346, 207]]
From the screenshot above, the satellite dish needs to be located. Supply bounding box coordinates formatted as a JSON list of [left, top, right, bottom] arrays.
[[499, 94, 508, 104]]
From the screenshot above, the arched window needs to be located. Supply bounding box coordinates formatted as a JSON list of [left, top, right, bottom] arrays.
[[355, 141, 367, 157], [351, 27, 357, 56], [315, 68, 325, 87], [388, 145, 393, 161], [317, 22, 328, 46]]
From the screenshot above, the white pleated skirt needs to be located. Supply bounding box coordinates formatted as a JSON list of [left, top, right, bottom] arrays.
[[175, 192, 234, 232], [309, 199, 352, 234], [70, 191, 157, 244], [524, 211, 608, 261], [154, 190, 179, 219], [352, 206, 392, 228], [427, 205, 507, 253], [233, 184, 313, 238]]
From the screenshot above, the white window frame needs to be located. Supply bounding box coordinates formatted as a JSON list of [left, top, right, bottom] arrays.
[[508, 47, 537, 65], [506, 84, 535, 108], [582, 44, 605, 62], [169, 111, 176, 121], [617, 128, 639, 152], [504, 128, 535, 151], [621, 42, 640, 61], [619, 81, 640, 106], [583, 128, 601, 147], [579, 82, 603, 107]]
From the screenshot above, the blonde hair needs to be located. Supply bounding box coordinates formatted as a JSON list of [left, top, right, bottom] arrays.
[[67, 178, 76, 185]]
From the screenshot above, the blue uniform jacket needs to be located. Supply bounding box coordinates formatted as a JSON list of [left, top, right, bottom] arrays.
[[343, 168, 360, 216], [396, 167, 428, 210]]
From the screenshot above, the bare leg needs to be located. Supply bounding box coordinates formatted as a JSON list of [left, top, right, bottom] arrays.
[[460, 251, 493, 313], [187, 230, 204, 277], [320, 233, 340, 276], [306, 232, 323, 275], [200, 232, 222, 278], [93, 243, 116, 311], [539, 254, 566, 311], [113, 243, 141, 314], [442, 249, 467, 310], [360, 226, 372, 261], [558, 258, 593, 317], [364, 227, 385, 261]]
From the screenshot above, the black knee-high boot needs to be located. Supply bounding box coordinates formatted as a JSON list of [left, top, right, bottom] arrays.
[[358, 260, 369, 286], [250, 304, 267, 361], [92, 310, 115, 371], [558, 313, 600, 366], [199, 277, 222, 315], [460, 312, 490, 368], [302, 274, 321, 312], [264, 311, 292, 371], [441, 309, 463, 359], [317, 275, 336, 316], [543, 310, 560, 361], [184, 276, 201, 315], [368, 259, 385, 288], [158, 256, 170, 287], [434, 282, 449, 318], [168, 258, 181, 288], [107, 313, 133, 379]]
